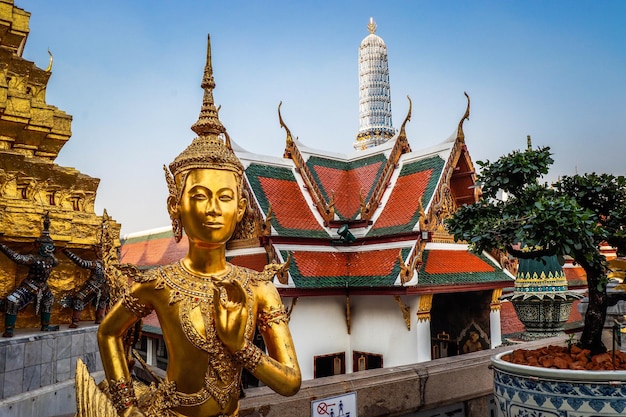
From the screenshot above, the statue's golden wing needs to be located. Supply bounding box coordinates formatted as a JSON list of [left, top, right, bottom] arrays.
[[101, 210, 141, 304], [75, 358, 117, 417], [261, 259, 290, 283]]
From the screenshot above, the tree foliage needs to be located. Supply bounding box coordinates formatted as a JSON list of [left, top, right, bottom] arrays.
[[446, 145, 626, 354]]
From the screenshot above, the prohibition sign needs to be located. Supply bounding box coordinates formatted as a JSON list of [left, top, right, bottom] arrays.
[[317, 402, 335, 415], [312, 392, 356, 417]]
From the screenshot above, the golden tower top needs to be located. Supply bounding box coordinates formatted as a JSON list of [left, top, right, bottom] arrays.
[[368, 17, 377, 34]]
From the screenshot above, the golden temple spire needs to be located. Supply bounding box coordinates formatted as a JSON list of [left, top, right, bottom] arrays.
[[367, 17, 377, 34], [190, 34, 226, 138]]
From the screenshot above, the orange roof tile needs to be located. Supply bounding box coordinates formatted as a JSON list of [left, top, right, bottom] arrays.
[[374, 169, 433, 229], [227, 253, 268, 272], [121, 235, 188, 267], [259, 176, 324, 232], [312, 161, 383, 219], [564, 266, 587, 281], [425, 250, 495, 274], [292, 249, 400, 277], [142, 311, 160, 328]]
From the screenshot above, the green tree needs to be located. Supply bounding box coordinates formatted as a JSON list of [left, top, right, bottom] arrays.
[[446, 145, 626, 354]]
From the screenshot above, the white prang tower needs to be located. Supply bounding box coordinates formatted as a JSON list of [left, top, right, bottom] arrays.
[[354, 17, 395, 151]]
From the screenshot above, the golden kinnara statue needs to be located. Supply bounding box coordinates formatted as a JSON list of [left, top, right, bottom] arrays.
[[76, 35, 300, 417]]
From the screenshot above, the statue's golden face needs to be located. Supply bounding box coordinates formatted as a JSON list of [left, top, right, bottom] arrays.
[[177, 168, 246, 246]]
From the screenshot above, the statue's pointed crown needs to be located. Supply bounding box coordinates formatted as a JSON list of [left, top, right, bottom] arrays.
[[168, 34, 243, 178], [36, 211, 54, 245]]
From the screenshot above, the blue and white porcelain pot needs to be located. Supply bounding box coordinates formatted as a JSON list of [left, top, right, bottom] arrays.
[[492, 351, 626, 416]]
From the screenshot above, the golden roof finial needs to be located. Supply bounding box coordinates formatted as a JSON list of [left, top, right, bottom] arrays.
[[457, 92, 470, 143], [398, 95, 412, 141], [190, 34, 226, 138], [278, 101, 294, 147], [45, 50, 53, 72], [367, 17, 377, 34]]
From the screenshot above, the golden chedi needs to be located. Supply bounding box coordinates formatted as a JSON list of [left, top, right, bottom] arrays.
[[76, 35, 300, 417], [0, 0, 120, 330]]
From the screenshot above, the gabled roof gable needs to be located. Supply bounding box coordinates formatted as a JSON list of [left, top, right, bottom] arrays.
[[244, 162, 328, 238], [367, 155, 445, 237], [306, 153, 387, 220]]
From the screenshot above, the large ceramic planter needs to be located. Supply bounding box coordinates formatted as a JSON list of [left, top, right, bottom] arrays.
[[492, 351, 626, 416]]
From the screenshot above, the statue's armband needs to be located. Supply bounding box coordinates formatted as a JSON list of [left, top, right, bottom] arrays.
[[257, 306, 289, 332]]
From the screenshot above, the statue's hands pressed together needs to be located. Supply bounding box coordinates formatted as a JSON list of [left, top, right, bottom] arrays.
[[213, 279, 249, 353]]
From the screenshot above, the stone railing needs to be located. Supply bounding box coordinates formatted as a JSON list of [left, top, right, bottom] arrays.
[[239, 336, 568, 417], [0, 329, 568, 417]]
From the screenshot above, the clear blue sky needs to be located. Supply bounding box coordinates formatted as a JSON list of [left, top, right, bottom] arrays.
[[21, 1, 626, 235]]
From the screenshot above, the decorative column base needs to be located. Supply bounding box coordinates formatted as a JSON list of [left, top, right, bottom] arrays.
[[511, 297, 576, 341]]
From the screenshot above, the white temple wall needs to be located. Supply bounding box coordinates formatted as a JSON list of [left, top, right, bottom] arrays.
[[285, 296, 351, 381], [349, 295, 420, 368], [285, 294, 423, 380]]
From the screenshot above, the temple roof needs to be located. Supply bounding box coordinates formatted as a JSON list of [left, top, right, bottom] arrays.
[[121, 227, 188, 267], [276, 243, 412, 289], [117, 40, 512, 293], [419, 246, 508, 286], [121, 226, 512, 291], [120, 92, 516, 293]]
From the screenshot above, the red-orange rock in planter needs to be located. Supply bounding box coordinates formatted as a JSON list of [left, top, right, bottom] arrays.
[[502, 345, 626, 371]]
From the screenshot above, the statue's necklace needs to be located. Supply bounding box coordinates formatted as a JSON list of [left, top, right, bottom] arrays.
[[159, 261, 233, 305]]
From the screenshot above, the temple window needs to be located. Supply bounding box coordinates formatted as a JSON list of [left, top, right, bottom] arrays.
[[314, 352, 345, 378], [352, 351, 383, 372]]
